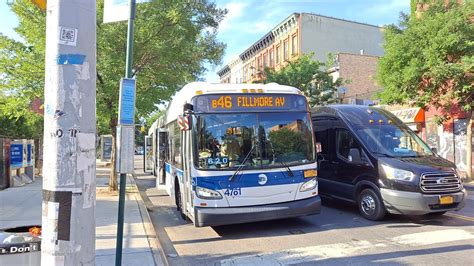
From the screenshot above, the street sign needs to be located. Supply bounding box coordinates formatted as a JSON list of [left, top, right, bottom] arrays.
[[103, 0, 149, 23], [116, 125, 134, 173], [118, 78, 136, 125]]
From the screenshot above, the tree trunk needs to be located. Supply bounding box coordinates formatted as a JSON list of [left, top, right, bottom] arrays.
[[109, 119, 118, 191], [466, 110, 472, 181]]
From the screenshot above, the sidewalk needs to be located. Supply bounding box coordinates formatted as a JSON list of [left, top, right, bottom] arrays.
[[0, 166, 164, 265]]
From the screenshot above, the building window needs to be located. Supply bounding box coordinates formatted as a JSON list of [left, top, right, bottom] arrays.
[[269, 49, 274, 67], [276, 45, 280, 64], [292, 34, 297, 55], [283, 39, 288, 61], [263, 52, 268, 68]]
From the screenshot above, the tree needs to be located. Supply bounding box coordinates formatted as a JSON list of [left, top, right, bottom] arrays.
[[1, 0, 227, 190], [262, 53, 344, 107], [97, 0, 226, 190], [0, 0, 45, 139], [377, 1, 473, 179]]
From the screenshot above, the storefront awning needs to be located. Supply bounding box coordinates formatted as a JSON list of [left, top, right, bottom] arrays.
[[391, 107, 424, 123]]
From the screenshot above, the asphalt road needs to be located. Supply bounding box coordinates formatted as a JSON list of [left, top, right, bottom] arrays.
[[134, 160, 474, 265]]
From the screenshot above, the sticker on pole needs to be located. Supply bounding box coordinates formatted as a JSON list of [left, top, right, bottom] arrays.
[[177, 115, 190, 131], [58, 27, 78, 46]]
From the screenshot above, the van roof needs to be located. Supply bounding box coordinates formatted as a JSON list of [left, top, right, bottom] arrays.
[[312, 105, 404, 128]]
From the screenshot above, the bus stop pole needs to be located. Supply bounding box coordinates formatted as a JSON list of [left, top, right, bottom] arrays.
[[115, 0, 136, 265]]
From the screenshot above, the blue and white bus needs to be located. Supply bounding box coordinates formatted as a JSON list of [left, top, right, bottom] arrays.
[[147, 82, 321, 227]]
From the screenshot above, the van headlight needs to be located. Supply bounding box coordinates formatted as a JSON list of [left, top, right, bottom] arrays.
[[300, 178, 318, 192], [196, 186, 222, 199], [381, 164, 415, 182]]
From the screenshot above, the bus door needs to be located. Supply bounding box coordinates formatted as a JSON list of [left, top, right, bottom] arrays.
[[181, 122, 194, 219], [156, 130, 168, 185], [144, 136, 153, 173]]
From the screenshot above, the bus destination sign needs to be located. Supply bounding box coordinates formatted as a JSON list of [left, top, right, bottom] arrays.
[[192, 94, 307, 113]]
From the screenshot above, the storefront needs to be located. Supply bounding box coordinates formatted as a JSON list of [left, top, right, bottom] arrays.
[[424, 107, 473, 178], [390, 107, 425, 138]]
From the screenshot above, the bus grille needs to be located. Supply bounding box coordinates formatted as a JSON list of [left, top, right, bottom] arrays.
[[419, 172, 462, 193]]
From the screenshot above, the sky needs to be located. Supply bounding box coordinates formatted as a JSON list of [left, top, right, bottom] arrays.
[[0, 0, 410, 83]]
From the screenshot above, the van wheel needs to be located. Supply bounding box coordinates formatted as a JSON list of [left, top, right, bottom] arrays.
[[175, 185, 187, 221], [358, 188, 386, 221]]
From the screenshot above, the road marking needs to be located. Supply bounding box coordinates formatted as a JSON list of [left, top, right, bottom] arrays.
[[220, 240, 378, 265], [220, 229, 474, 265], [391, 229, 474, 246], [446, 213, 474, 222]]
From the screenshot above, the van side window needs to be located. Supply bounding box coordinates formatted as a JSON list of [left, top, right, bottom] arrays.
[[336, 129, 366, 164]]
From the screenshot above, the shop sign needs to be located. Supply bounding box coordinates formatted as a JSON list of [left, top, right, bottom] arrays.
[[391, 108, 424, 123]]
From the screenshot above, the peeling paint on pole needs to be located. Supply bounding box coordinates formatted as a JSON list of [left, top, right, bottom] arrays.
[[41, 0, 96, 265]]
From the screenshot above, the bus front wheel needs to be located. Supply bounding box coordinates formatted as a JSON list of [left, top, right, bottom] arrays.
[[175, 183, 187, 221]]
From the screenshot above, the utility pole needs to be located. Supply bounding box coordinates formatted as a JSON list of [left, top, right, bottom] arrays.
[[41, 0, 96, 265], [116, 0, 136, 265]]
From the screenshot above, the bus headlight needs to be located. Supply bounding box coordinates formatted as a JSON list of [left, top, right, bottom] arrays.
[[300, 178, 318, 192], [381, 164, 415, 182], [196, 186, 223, 199]]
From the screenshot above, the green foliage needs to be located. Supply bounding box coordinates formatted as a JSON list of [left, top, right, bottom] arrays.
[[263, 53, 344, 107], [377, 1, 474, 114], [268, 128, 307, 158], [0, 0, 45, 139], [97, 0, 226, 134], [145, 109, 166, 128], [0, 0, 226, 139], [0, 94, 43, 138]]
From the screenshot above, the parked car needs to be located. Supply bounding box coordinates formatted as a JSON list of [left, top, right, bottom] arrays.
[[312, 105, 467, 220]]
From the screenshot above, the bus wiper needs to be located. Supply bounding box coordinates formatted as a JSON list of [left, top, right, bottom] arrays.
[[279, 162, 294, 177], [229, 143, 256, 182]]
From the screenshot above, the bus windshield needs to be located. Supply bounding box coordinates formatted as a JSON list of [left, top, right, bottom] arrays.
[[195, 112, 315, 169]]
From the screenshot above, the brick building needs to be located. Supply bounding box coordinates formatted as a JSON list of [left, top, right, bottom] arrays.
[[329, 53, 381, 104]]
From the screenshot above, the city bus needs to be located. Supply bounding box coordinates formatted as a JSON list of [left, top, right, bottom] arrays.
[[147, 82, 321, 227]]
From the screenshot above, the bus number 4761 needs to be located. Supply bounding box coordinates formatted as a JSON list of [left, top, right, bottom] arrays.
[[224, 188, 241, 196]]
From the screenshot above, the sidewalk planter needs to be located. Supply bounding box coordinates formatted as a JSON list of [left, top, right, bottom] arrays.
[[0, 225, 41, 266]]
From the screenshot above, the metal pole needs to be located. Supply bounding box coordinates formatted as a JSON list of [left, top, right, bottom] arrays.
[[115, 1, 136, 265], [41, 0, 96, 265]]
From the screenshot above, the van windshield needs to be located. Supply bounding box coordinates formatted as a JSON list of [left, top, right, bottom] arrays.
[[354, 125, 434, 158]]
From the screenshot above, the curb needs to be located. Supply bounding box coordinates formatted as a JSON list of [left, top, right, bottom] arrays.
[[128, 173, 169, 266]]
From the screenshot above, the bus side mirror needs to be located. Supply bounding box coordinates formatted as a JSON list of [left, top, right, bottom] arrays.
[[431, 147, 437, 154]]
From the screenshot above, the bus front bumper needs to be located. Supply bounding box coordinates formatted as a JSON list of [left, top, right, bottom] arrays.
[[194, 196, 321, 227]]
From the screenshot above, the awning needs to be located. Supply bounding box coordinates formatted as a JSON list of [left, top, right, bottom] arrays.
[[391, 107, 424, 123]]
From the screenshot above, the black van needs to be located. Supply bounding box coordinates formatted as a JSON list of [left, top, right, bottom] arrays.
[[312, 105, 467, 220]]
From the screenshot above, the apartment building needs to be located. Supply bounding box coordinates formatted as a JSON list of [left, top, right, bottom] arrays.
[[217, 13, 384, 85]]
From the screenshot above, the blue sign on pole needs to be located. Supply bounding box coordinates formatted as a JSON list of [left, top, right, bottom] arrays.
[[119, 78, 136, 125], [10, 144, 23, 169]]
